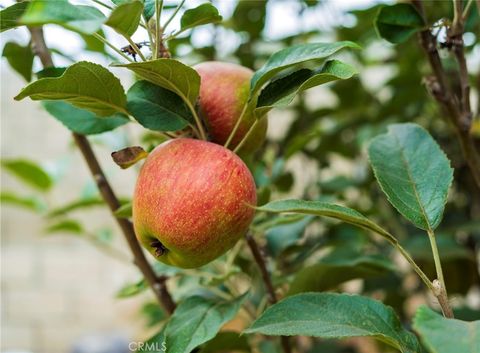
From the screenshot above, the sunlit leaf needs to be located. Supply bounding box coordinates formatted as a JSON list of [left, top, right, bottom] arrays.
[[250, 41, 360, 97], [256, 60, 356, 116], [20, 0, 105, 35], [105, 0, 143, 37], [15, 61, 128, 117], [179, 3, 222, 33], [114, 59, 200, 105]]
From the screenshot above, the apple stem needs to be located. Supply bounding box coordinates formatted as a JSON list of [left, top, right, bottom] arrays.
[[245, 233, 293, 353], [225, 103, 249, 149], [27, 26, 177, 315], [233, 118, 260, 154]]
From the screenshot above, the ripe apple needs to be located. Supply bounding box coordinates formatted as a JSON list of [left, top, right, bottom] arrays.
[[194, 61, 268, 155], [133, 138, 257, 268]]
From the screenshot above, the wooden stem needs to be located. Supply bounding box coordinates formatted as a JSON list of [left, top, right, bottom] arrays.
[[412, 0, 480, 189], [27, 26, 176, 314], [246, 233, 292, 353]]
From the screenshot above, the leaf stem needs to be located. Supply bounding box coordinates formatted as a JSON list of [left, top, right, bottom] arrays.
[[427, 229, 454, 318], [233, 118, 259, 154], [225, 103, 248, 149], [143, 15, 155, 57], [393, 240, 434, 291], [427, 230, 445, 291], [154, 0, 163, 60], [92, 33, 133, 62], [162, 0, 185, 31], [462, 0, 474, 19], [185, 99, 207, 140], [92, 0, 113, 10]]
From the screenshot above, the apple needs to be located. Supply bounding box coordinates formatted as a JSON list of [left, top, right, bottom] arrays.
[[133, 138, 257, 268], [194, 61, 268, 155]]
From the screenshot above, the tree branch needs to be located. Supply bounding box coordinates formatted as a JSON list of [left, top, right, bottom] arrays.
[[27, 26, 176, 315], [412, 0, 480, 188], [246, 233, 292, 353]]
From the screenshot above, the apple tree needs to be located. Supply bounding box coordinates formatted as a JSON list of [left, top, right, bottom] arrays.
[[1, 1, 479, 353]]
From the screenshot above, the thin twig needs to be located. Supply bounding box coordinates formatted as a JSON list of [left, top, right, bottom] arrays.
[[245, 233, 292, 353], [92, 32, 134, 62], [412, 0, 480, 189], [162, 0, 185, 31], [27, 26, 176, 314], [72, 133, 176, 314]]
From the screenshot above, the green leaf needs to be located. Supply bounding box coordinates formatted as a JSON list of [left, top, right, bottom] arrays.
[[250, 41, 360, 98], [36, 67, 67, 78], [164, 293, 248, 353], [116, 279, 148, 298], [246, 293, 422, 353], [105, 0, 143, 37], [413, 306, 480, 353], [2, 41, 34, 82], [375, 4, 425, 44], [126, 80, 192, 131], [180, 3, 222, 32], [42, 101, 128, 135], [20, 0, 106, 35], [0, 2, 29, 32], [1, 159, 52, 191], [256, 60, 356, 116], [80, 29, 106, 54], [0, 191, 46, 212], [114, 59, 200, 105], [199, 331, 250, 353], [44, 219, 84, 234], [368, 123, 453, 231], [138, 329, 167, 352], [288, 255, 394, 295], [114, 202, 132, 218], [256, 199, 397, 243], [15, 61, 128, 117], [48, 197, 105, 218], [141, 0, 177, 21]]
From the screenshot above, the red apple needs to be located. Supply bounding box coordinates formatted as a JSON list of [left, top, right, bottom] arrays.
[[133, 138, 257, 268], [195, 61, 268, 155]]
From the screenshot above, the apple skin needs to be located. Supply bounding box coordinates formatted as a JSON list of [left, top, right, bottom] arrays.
[[133, 138, 257, 268], [194, 61, 268, 155]]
